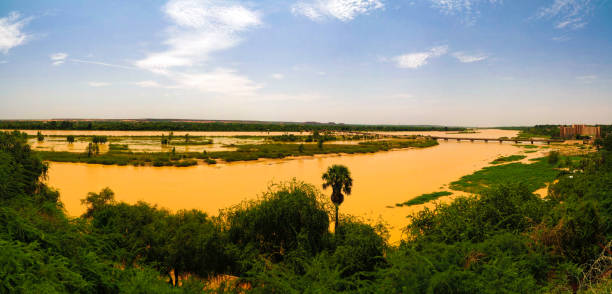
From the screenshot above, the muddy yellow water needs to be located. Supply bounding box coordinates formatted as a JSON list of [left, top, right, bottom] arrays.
[[47, 134, 540, 243], [371, 128, 519, 139]]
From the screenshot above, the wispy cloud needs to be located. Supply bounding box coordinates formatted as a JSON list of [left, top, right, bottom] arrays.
[[88, 82, 111, 87], [71, 58, 137, 70], [392, 45, 448, 69], [50, 52, 67, 65], [271, 73, 285, 80], [292, 0, 384, 22], [452, 51, 487, 63], [576, 75, 597, 83], [134, 0, 262, 96], [134, 80, 163, 88], [552, 35, 571, 41], [169, 68, 262, 96], [428, 0, 501, 25], [536, 0, 595, 30], [0, 12, 31, 54]]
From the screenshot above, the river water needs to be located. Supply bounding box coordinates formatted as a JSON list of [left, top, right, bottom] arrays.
[[45, 130, 535, 243]]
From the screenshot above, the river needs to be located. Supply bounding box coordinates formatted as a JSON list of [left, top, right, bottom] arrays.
[[46, 130, 537, 243]]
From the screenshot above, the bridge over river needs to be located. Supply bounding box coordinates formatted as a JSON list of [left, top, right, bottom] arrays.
[[426, 136, 564, 144], [348, 131, 566, 144]]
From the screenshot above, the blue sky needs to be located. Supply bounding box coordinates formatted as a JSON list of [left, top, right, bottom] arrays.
[[0, 0, 611, 126]]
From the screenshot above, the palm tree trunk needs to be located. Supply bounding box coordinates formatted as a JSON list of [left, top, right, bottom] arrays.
[[335, 205, 339, 233], [174, 270, 179, 287]]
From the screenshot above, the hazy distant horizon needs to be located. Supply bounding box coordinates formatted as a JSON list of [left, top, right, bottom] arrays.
[[1, 117, 610, 129], [1, 1, 611, 126]]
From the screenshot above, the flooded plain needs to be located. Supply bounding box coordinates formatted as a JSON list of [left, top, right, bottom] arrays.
[[6, 129, 305, 137], [45, 129, 545, 243]]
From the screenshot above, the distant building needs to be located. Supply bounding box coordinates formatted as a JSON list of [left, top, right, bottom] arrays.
[[559, 124, 601, 139]]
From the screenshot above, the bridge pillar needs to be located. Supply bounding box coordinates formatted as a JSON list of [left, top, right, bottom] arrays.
[[547, 141, 550, 145], [515, 140, 519, 144], [444, 138, 448, 141], [456, 138, 460, 142], [499, 140, 503, 143], [484, 139, 488, 143], [530, 140, 534, 144], [470, 139, 474, 142]]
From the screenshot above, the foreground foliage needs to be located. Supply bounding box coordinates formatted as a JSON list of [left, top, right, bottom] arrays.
[[1, 130, 611, 293]]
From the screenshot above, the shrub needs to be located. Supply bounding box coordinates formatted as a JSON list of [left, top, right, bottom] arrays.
[[548, 150, 560, 164], [221, 180, 331, 272]]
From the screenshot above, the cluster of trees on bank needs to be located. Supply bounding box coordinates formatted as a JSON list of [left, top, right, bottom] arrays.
[[0, 120, 464, 132], [1, 130, 612, 293]]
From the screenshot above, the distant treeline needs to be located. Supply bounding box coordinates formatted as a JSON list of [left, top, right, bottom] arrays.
[[0, 120, 464, 132], [500, 124, 612, 139]]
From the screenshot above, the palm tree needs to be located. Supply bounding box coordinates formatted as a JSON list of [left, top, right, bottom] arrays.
[[322, 165, 352, 233]]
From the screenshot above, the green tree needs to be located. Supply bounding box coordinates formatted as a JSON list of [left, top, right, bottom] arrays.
[[185, 133, 189, 143], [36, 131, 44, 142], [298, 144, 304, 153], [322, 165, 353, 233], [81, 187, 115, 218], [66, 135, 75, 143], [318, 139, 323, 149], [603, 133, 612, 152], [86, 142, 99, 157]]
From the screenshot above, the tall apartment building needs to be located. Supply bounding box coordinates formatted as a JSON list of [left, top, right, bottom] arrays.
[[559, 124, 601, 138]]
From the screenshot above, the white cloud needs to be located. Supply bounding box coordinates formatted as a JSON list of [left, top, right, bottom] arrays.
[[134, 0, 262, 97], [393, 45, 448, 69], [50, 52, 68, 66], [88, 82, 111, 87], [292, 0, 384, 22], [429, 0, 500, 25], [135, 0, 261, 73], [536, 0, 593, 30], [271, 73, 284, 80], [134, 80, 163, 88], [170, 68, 262, 96], [0, 12, 31, 54], [452, 52, 487, 63]]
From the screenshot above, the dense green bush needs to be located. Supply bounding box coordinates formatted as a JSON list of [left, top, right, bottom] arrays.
[[221, 181, 331, 272]]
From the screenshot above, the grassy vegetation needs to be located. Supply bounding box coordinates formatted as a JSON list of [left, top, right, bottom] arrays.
[[450, 157, 562, 194], [36, 138, 439, 166], [108, 143, 128, 151], [490, 154, 526, 164], [395, 191, 453, 207], [513, 144, 539, 149], [169, 138, 213, 145], [446, 130, 479, 134]]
